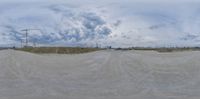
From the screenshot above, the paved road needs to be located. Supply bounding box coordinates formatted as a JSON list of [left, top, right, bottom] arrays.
[[0, 50, 200, 99]]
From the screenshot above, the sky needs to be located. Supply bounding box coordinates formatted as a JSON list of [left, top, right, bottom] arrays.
[[0, 0, 200, 47]]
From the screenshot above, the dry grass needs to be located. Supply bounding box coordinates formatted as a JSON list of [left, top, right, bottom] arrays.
[[16, 47, 103, 54], [132, 47, 200, 52]]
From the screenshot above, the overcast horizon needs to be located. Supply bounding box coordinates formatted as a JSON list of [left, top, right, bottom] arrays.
[[0, 0, 200, 48]]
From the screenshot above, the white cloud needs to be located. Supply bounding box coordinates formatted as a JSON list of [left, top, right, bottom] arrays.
[[0, 1, 200, 47]]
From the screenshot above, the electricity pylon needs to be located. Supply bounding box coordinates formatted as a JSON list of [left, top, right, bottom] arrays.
[[21, 29, 41, 47]]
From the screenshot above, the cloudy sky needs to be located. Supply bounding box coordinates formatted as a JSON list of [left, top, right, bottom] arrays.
[[0, 0, 200, 47]]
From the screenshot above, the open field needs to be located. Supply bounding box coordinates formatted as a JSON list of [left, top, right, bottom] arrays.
[[16, 47, 102, 54], [132, 47, 200, 52], [115, 47, 200, 52], [0, 50, 200, 99], [15, 47, 200, 54]]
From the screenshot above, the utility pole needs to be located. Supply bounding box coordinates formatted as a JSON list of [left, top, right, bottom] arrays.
[[25, 30, 28, 47], [96, 42, 98, 48], [20, 39, 23, 48]]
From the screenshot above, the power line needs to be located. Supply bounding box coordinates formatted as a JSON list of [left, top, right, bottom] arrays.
[[21, 28, 41, 47]]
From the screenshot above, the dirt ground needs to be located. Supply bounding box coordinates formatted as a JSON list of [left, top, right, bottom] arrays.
[[0, 50, 200, 99]]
